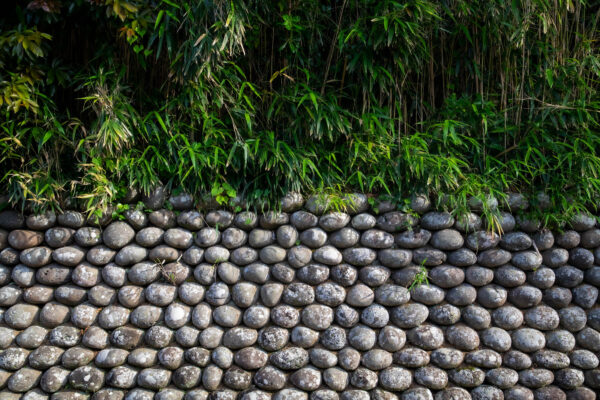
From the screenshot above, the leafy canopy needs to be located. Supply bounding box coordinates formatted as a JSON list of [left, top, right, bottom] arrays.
[[1, 0, 600, 225]]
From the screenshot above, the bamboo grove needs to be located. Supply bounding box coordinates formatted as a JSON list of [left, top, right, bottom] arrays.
[[1, 0, 600, 223]]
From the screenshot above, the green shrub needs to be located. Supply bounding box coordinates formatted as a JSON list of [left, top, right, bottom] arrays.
[[1, 0, 599, 226]]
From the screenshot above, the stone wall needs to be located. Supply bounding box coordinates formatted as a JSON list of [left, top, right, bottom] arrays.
[[0, 193, 598, 400]]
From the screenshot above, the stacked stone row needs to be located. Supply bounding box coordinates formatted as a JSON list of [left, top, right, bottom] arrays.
[[0, 192, 598, 400]]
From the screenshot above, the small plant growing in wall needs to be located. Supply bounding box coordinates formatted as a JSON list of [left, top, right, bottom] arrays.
[[211, 182, 237, 207], [408, 261, 429, 292], [111, 203, 130, 221], [155, 258, 177, 285]]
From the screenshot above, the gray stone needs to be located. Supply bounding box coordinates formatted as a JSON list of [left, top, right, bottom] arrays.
[[26, 211, 56, 230], [503, 350, 532, 371], [524, 305, 560, 330], [124, 209, 148, 230], [40, 366, 70, 393], [555, 266, 584, 288], [527, 266, 555, 289], [61, 346, 96, 368], [445, 283, 477, 306], [445, 324, 479, 351], [477, 284, 507, 308], [570, 247, 595, 269], [300, 304, 333, 330], [7, 368, 42, 392], [204, 245, 229, 263], [212, 305, 242, 328], [580, 228, 600, 248], [543, 248, 569, 267], [533, 229, 555, 250], [407, 324, 444, 350], [128, 261, 160, 285], [462, 305, 491, 329], [577, 328, 600, 352], [289, 367, 322, 391], [136, 368, 171, 390], [572, 284, 598, 309], [410, 284, 445, 305], [391, 303, 428, 328], [0, 348, 28, 370], [319, 212, 350, 231], [421, 212, 454, 230], [20, 246, 52, 267], [429, 265, 464, 288], [114, 244, 147, 266], [0, 247, 20, 265], [350, 367, 378, 390], [5, 303, 39, 329], [414, 366, 448, 390], [360, 229, 393, 248], [313, 245, 342, 265], [254, 366, 286, 390], [144, 325, 174, 348], [8, 230, 44, 249], [466, 230, 500, 251], [351, 213, 376, 230], [319, 326, 346, 350], [431, 348, 464, 369], [395, 229, 431, 249], [281, 192, 304, 212], [58, 211, 85, 228], [86, 245, 116, 265], [375, 211, 417, 232], [82, 326, 109, 349], [466, 349, 502, 368], [222, 327, 258, 349], [518, 368, 554, 389], [68, 366, 105, 392], [333, 304, 358, 328], [260, 211, 289, 229], [512, 328, 546, 352], [494, 264, 526, 287], [164, 228, 194, 249], [149, 209, 177, 229], [297, 263, 329, 285], [274, 225, 296, 248], [22, 284, 53, 304], [447, 248, 477, 266], [17, 325, 48, 348], [501, 232, 533, 251], [557, 230, 581, 248], [12, 264, 36, 287], [430, 229, 463, 250], [40, 302, 71, 327], [412, 247, 446, 266], [329, 264, 356, 287], [75, 226, 102, 247], [361, 349, 392, 370], [454, 212, 482, 233], [358, 265, 390, 287], [448, 367, 485, 387], [428, 304, 460, 325], [71, 303, 99, 328], [486, 368, 519, 389], [269, 347, 309, 370], [102, 221, 134, 249], [157, 346, 184, 369], [546, 330, 576, 352], [532, 350, 571, 369], [481, 327, 512, 352]]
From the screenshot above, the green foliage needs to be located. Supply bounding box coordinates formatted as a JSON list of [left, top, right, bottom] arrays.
[[1, 0, 600, 225], [408, 263, 429, 292]]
